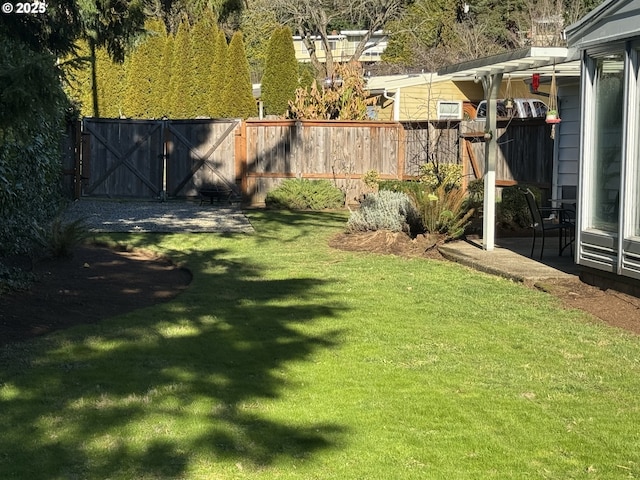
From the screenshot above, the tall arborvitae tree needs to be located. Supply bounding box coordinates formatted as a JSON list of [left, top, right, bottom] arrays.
[[261, 26, 299, 117], [168, 20, 192, 118], [209, 29, 228, 117], [158, 33, 174, 118], [220, 32, 257, 118], [190, 11, 218, 117], [124, 19, 168, 118], [65, 40, 94, 118], [95, 46, 127, 117]]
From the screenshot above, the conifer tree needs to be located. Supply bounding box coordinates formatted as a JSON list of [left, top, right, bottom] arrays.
[[220, 32, 257, 118], [95, 46, 127, 117], [168, 20, 192, 118], [64, 41, 94, 118], [124, 19, 167, 118], [190, 10, 218, 117], [209, 29, 228, 117], [158, 33, 174, 118], [261, 26, 299, 117]]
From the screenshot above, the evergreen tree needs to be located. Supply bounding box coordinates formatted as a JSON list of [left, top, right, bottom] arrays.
[[158, 33, 174, 118], [95, 46, 127, 117], [64, 40, 94, 118], [209, 29, 228, 117], [190, 11, 219, 117], [168, 20, 192, 118], [261, 26, 299, 117], [220, 32, 257, 119], [124, 19, 168, 118]]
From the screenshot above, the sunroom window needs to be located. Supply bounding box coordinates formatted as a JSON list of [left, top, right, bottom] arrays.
[[589, 53, 624, 232]]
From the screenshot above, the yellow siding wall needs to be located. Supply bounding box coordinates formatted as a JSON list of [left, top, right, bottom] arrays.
[[375, 79, 548, 121]]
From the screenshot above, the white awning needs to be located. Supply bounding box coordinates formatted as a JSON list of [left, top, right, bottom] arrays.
[[437, 47, 580, 79]]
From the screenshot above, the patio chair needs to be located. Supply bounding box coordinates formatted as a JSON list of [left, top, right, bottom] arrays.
[[518, 187, 575, 259]]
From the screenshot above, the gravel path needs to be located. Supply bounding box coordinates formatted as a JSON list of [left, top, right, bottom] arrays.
[[63, 199, 255, 234]]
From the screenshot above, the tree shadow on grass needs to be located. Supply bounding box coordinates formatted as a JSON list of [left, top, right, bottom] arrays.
[[0, 245, 348, 478]]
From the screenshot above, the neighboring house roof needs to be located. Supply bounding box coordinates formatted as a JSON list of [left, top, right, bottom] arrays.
[[565, 0, 639, 49], [365, 73, 451, 94]]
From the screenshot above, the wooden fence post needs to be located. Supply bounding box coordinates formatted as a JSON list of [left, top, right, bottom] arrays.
[[235, 121, 247, 201], [397, 122, 406, 180]]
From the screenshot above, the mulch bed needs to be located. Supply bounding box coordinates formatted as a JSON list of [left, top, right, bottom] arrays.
[[0, 244, 191, 346]]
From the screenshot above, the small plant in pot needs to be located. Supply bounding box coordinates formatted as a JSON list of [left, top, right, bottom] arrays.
[[545, 109, 561, 123]]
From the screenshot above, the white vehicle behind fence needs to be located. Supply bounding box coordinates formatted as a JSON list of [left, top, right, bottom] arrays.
[[475, 98, 548, 119]]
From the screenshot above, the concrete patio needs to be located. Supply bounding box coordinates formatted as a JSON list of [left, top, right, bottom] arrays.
[[439, 235, 580, 283]]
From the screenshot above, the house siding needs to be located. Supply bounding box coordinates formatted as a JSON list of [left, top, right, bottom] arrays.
[[374, 79, 547, 121], [554, 82, 581, 199]]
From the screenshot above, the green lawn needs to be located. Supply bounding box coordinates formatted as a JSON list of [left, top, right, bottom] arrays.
[[1, 210, 639, 479]]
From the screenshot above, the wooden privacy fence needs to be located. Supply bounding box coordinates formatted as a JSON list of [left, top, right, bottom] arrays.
[[460, 119, 554, 193], [244, 120, 409, 204], [68, 118, 553, 204]]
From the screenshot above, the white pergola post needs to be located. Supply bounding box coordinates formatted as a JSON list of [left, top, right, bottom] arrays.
[[481, 72, 503, 251]]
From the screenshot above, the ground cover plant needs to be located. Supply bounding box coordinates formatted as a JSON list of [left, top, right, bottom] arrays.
[[0, 210, 639, 479]]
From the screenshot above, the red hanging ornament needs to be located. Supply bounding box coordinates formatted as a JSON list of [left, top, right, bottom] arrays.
[[532, 73, 540, 93]]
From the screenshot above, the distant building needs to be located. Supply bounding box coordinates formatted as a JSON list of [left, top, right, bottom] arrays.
[[292, 30, 387, 64]]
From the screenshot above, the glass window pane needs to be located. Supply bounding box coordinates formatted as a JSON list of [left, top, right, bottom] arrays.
[[589, 54, 624, 232]]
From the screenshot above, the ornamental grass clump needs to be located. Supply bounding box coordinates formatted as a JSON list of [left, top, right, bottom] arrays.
[[346, 190, 422, 235], [265, 178, 345, 210], [410, 185, 474, 240], [33, 216, 87, 258]]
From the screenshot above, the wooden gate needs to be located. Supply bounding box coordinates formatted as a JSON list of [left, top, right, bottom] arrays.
[[80, 118, 240, 199], [82, 119, 164, 198], [165, 119, 240, 197]]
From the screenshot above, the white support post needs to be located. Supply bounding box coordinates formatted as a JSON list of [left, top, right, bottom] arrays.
[[481, 73, 503, 251]]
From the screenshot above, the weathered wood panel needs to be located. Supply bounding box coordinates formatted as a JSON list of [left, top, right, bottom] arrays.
[[82, 119, 164, 198], [166, 119, 239, 197], [244, 120, 405, 204], [461, 119, 554, 190]]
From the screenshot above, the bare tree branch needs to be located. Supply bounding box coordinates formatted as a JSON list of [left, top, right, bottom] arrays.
[[271, 0, 409, 78]]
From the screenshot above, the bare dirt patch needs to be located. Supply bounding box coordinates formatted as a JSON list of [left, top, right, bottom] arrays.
[[0, 244, 191, 346], [329, 230, 446, 260]]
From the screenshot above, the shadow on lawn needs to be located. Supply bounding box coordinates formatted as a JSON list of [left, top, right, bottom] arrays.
[[0, 242, 348, 478]]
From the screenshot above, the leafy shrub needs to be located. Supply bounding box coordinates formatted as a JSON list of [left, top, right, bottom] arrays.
[[498, 185, 541, 228], [265, 179, 345, 210], [0, 264, 35, 295], [362, 170, 380, 192], [410, 185, 474, 240], [377, 180, 424, 198], [419, 162, 463, 191], [346, 190, 422, 235], [466, 178, 484, 210], [1, 34, 69, 257]]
